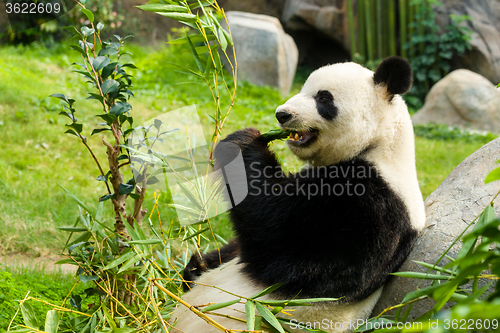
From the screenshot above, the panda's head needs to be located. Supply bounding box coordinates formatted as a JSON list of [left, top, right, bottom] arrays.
[[276, 57, 412, 165]]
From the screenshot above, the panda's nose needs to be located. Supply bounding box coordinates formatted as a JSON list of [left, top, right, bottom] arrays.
[[276, 110, 292, 124]]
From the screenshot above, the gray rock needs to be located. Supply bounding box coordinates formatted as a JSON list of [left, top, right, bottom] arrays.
[[280, 0, 500, 79], [435, 0, 500, 84], [217, 0, 285, 19], [222, 11, 298, 96], [412, 69, 500, 133], [282, 0, 348, 49], [373, 137, 500, 319]]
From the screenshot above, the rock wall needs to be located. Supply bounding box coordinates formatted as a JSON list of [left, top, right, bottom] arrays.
[[435, 0, 500, 84], [373, 137, 500, 318]]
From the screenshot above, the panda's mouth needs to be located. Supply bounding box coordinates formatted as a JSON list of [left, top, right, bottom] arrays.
[[286, 129, 319, 147]]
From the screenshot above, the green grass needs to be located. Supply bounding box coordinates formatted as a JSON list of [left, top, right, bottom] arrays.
[[0, 42, 286, 256], [0, 40, 496, 331], [415, 137, 488, 198], [0, 264, 85, 331], [0, 41, 495, 257]]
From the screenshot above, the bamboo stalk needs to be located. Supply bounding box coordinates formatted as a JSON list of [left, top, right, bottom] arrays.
[[418, 0, 425, 54], [408, 0, 415, 55], [382, 0, 389, 58], [365, 0, 374, 62], [399, 0, 407, 57], [346, 0, 357, 58], [357, 0, 366, 62], [388, 0, 396, 55], [152, 279, 231, 332], [376, 0, 383, 59]]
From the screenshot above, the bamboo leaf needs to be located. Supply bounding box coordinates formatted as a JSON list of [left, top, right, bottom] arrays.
[[255, 302, 285, 333], [258, 298, 338, 306], [157, 12, 197, 22], [169, 203, 202, 216], [45, 310, 59, 333], [118, 252, 142, 273], [102, 304, 117, 329], [58, 184, 94, 215], [402, 283, 443, 302], [413, 261, 455, 275], [136, 4, 189, 13], [103, 250, 136, 270], [182, 227, 210, 241], [218, 27, 228, 51], [251, 283, 283, 299], [433, 282, 458, 310], [168, 34, 216, 45], [245, 301, 256, 331], [485, 166, 500, 183], [201, 299, 240, 312], [58, 227, 88, 232], [456, 204, 495, 261], [175, 180, 203, 210], [128, 239, 162, 245], [391, 272, 453, 280], [20, 303, 39, 330], [184, 30, 204, 73]]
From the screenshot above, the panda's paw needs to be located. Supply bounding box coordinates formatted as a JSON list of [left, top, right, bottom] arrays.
[[222, 128, 262, 147], [214, 128, 266, 168], [182, 253, 208, 291]]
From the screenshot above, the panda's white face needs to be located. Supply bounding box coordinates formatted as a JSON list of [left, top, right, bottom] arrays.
[[276, 62, 388, 165]]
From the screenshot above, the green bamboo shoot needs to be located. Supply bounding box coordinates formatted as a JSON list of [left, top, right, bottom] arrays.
[[365, 0, 374, 62], [376, 0, 383, 59], [399, 0, 407, 57], [346, 0, 357, 58], [357, 0, 366, 63], [388, 0, 396, 55]]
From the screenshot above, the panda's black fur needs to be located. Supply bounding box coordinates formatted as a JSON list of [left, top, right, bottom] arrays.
[[184, 128, 418, 303], [182, 56, 420, 308], [183, 239, 240, 291]]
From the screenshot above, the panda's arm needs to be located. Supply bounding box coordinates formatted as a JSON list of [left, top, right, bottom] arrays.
[[214, 127, 346, 237], [215, 128, 417, 301], [182, 238, 240, 291]]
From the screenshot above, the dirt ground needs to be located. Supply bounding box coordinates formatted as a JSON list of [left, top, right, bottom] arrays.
[[0, 253, 76, 274]]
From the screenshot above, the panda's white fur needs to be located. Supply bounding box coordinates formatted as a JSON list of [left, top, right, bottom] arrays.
[[170, 58, 425, 333], [172, 258, 383, 333], [277, 62, 425, 231]]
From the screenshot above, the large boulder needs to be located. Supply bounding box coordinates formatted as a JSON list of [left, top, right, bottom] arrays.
[[435, 0, 500, 84], [222, 11, 298, 96], [373, 137, 500, 319], [411, 69, 500, 133]]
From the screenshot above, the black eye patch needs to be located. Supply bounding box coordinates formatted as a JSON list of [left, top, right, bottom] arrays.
[[314, 90, 337, 120]]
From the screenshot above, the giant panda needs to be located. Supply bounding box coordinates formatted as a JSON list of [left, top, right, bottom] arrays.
[[170, 56, 426, 333]]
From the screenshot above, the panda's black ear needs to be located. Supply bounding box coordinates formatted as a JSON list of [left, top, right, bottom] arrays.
[[373, 56, 412, 97]]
